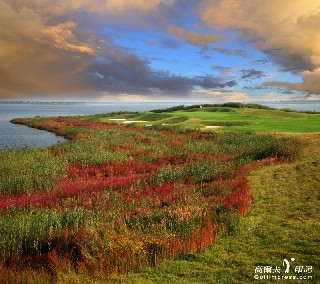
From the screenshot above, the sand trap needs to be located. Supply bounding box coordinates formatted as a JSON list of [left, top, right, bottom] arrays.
[[108, 118, 151, 125], [205, 126, 223, 129], [122, 120, 149, 124]]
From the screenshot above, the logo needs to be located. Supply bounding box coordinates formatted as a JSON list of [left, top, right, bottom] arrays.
[[254, 257, 313, 281], [283, 257, 295, 273]]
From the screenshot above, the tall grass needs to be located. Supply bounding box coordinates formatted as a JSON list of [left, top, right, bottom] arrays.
[[217, 131, 301, 161], [0, 148, 66, 194], [0, 114, 303, 282], [0, 208, 102, 261]]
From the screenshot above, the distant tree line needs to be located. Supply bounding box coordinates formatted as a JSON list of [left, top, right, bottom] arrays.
[[150, 102, 273, 113]]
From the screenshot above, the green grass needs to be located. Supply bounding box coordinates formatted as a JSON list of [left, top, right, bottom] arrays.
[[99, 105, 320, 133], [172, 108, 320, 133], [103, 134, 320, 284], [235, 108, 308, 119]]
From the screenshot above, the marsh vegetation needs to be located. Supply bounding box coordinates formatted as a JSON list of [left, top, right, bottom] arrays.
[[1, 104, 318, 283]]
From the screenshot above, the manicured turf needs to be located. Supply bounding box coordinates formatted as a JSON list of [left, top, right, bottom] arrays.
[[108, 106, 320, 133]]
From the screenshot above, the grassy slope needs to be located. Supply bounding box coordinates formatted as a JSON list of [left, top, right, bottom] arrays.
[[104, 134, 320, 284], [116, 107, 320, 133]]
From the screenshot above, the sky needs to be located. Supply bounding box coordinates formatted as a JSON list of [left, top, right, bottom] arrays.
[[1, 0, 320, 102]]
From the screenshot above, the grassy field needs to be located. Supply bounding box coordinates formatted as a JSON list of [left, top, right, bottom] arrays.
[[107, 134, 319, 284], [100, 104, 320, 133], [1, 104, 319, 283]]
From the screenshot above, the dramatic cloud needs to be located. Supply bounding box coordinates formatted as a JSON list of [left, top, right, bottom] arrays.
[[0, 1, 101, 98], [264, 68, 320, 96], [199, 0, 320, 94], [0, 0, 237, 100], [40, 21, 95, 55], [89, 51, 238, 96], [2, 0, 318, 101]]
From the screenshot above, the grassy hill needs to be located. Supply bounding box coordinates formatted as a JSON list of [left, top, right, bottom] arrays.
[[97, 104, 320, 133]]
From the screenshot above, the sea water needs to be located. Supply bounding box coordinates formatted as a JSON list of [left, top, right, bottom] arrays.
[[0, 102, 185, 149]]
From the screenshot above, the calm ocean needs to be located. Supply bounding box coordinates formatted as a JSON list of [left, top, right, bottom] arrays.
[[1, 101, 320, 149]]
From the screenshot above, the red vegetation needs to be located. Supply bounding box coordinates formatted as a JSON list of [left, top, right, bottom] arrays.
[[2, 116, 281, 280]]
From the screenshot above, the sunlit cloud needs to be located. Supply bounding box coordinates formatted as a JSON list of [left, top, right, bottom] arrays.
[[198, 0, 320, 95], [264, 68, 320, 97], [0, 0, 239, 100], [0, 0, 179, 98], [168, 26, 222, 47], [103, 0, 176, 12], [1, 0, 319, 101], [41, 21, 96, 55], [4, 0, 176, 16]]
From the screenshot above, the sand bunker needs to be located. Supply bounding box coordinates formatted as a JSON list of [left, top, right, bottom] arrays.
[[122, 120, 149, 124], [204, 126, 223, 129], [108, 118, 150, 124]]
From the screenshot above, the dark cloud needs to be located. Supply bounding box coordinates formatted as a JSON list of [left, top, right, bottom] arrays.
[[242, 85, 265, 90], [253, 58, 270, 64], [80, 50, 238, 97], [240, 69, 266, 80], [212, 47, 246, 57], [262, 49, 313, 74], [279, 89, 298, 95], [211, 65, 235, 76], [196, 76, 237, 89]]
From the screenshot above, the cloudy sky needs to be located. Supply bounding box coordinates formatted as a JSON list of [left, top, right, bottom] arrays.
[[1, 0, 320, 102]]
